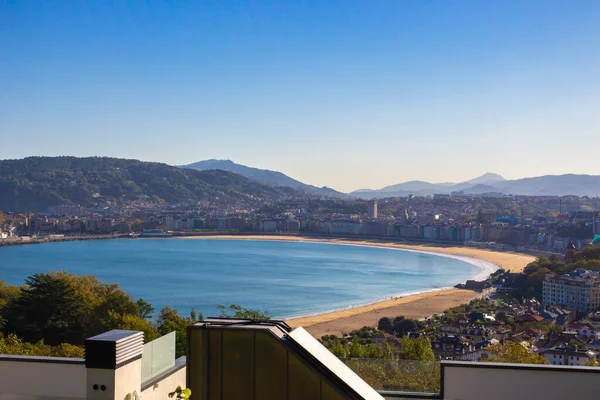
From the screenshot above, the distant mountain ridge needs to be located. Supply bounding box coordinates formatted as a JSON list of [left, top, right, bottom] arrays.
[[350, 173, 600, 198], [0, 157, 301, 212], [181, 159, 347, 198]]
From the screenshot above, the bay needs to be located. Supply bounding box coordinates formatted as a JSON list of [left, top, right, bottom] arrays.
[[0, 238, 492, 319]]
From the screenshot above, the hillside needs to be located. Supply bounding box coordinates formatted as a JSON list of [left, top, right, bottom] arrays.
[[0, 157, 299, 212], [181, 159, 347, 198], [351, 173, 600, 198]]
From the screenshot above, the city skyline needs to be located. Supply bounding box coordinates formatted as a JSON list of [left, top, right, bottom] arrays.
[[2, 1, 600, 192]]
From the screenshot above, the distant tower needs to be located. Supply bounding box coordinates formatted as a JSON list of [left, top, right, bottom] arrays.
[[368, 200, 378, 219]]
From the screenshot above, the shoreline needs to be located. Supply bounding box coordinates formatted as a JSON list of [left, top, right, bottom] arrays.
[[176, 234, 536, 337]]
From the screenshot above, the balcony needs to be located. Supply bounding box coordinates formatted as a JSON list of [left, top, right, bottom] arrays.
[[1, 319, 599, 400]]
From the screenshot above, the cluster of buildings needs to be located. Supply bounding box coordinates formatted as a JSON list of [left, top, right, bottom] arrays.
[[412, 301, 599, 366], [364, 294, 600, 367], [1, 195, 598, 255]]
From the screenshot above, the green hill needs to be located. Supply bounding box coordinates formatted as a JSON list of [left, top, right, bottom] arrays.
[[0, 157, 299, 212]]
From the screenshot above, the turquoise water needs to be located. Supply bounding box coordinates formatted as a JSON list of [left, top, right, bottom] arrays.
[[0, 239, 494, 319]]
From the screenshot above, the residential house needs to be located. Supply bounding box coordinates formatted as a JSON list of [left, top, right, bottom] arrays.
[[565, 322, 600, 339], [432, 334, 474, 359]]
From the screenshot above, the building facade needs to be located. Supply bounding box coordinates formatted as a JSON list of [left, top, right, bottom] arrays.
[[543, 269, 600, 313], [367, 200, 378, 219]]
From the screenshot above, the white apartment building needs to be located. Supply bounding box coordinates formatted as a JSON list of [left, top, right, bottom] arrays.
[[544, 344, 596, 366], [543, 269, 600, 313]]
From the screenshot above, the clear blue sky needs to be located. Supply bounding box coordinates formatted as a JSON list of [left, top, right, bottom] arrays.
[[1, 1, 599, 192]]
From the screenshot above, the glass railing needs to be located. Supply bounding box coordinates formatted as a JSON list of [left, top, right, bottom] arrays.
[[342, 358, 440, 394], [141, 332, 176, 383]]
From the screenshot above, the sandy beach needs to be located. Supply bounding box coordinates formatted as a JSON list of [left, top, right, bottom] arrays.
[[177, 234, 536, 337]]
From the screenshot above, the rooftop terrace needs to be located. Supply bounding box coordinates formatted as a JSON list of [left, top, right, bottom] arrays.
[[1, 319, 598, 400]]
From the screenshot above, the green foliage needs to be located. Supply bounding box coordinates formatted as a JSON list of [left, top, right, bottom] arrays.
[[321, 333, 395, 360], [2, 273, 88, 345], [0, 333, 84, 358], [137, 298, 154, 320], [516, 250, 600, 299], [103, 311, 159, 342], [378, 316, 423, 337], [0, 280, 21, 310], [157, 307, 203, 358], [328, 340, 349, 358], [217, 304, 270, 320], [483, 341, 548, 364], [441, 299, 497, 323], [0, 156, 298, 212], [349, 326, 377, 344], [399, 337, 435, 361], [1, 272, 162, 348], [349, 338, 365, 358], [0, 272, 276, 360], [168, 386, 191, 400], [344, 359, 440, 393]]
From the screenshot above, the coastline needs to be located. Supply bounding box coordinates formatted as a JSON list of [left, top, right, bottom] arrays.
[[177, 234, 536, 337]]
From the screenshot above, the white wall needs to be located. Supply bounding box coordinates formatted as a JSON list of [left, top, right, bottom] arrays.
[[0, 358, 86, 399], [443, 363, 599, 400], [141, 367, 186, 400]]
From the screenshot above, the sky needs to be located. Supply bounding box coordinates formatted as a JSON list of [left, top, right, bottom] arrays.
[[1, 1, 600, 192]]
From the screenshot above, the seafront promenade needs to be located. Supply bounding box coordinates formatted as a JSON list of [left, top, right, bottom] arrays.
[[0, 233, 133, 246]]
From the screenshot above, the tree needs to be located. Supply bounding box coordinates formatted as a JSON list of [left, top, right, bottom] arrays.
[[0, 280, 21, 309], [217, 304, 270, 320], [349, 338, 365, 358], [483, 341, 548, 364], [2, 273, 87, 345], [0, 272, 145, 346], [329, 341, 349, 358], [137, 298, 154, 320], [381, 342, 395, 359], [0, 210, 4, 225], [377, 317, 393, 333], [399, 337, 435, 361], [392, 317, 422, 337], [132, 219, 143, 232], [158, 307, 203, 357], [103, 311, 159, 342], [548, 324, 565, 335], [365, 343, 383, 359]]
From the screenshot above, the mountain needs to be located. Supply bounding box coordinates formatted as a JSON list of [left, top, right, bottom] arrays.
[[465, 172, 505, 185], [497, 174, 600, 197], [181, 159, 347, 198], [0, 157, 301, 212], [377, 181, 442, 193], [351, 173, 600, 198]]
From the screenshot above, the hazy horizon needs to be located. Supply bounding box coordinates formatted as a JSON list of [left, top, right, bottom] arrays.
[[2, 1, 599, 192]]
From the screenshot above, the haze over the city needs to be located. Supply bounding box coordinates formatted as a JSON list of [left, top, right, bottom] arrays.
[[1, 1, 599, 192]]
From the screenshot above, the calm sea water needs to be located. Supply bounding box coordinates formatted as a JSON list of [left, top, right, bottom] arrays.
[[0, 239, 494, 319]]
